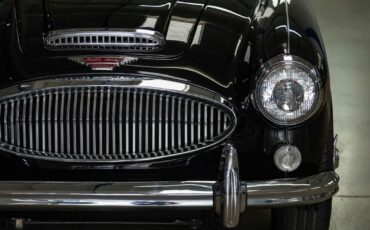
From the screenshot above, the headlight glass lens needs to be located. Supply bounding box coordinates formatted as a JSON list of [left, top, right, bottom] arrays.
[[256, 57, 321, 125]]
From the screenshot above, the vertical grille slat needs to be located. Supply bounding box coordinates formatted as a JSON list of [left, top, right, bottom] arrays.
[[138, 91, 143, 155], [35, 94, 40, 151], [66, 90, 72, 155], [79, 89, 85, 157], [171, 97, 175, 150], [125, 89, 130, 155], [111, 88, 117, 156], [145, 93, 150, 154], [132, 90, 137, 156], [15, 99, 21, 147], [60, 91, 65, 155], [10, 100, 15, 145], [158, 94, 163, 152], [177, 99, 182, 149], [165, 95, 169, 151], [184, 99, 188, 147], [0, 84, 235, 162], [86, 89, 92, 156], [106, 88, 111, 157], [4, 103, 8, 143], [118, 89, 124, 155], [151, 93, 156, 153], [47, 92, 52, 153], [41, 93, 46, 152], [72, 89, 79, 156], [54, 92, 59, 154], [22, 97, 27, 149]]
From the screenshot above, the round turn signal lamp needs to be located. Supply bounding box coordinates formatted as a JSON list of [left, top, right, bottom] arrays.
[[274, 145, 302, 172]]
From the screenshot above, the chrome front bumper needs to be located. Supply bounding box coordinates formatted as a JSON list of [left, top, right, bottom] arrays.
[[0, 144, 339, 229]]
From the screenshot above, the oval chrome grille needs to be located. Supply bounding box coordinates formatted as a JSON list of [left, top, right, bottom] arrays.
[[44, 29, 165, 52], [0, 78, 236, 163]]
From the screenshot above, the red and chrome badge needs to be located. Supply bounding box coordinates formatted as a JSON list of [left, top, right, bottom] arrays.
[[68, 56, 138, 71]]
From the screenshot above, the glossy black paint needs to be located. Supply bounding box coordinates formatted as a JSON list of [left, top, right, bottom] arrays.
[[0, 0, 333, 181]]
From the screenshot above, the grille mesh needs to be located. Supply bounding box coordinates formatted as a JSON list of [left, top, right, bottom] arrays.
[[0, 86, 234, 162], [44, 30, 164, 52]]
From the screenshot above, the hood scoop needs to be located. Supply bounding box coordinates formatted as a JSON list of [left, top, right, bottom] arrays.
[[44, 29, 165, 52]]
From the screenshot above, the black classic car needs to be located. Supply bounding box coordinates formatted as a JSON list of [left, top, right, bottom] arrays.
[[0, 0, 339, 229]]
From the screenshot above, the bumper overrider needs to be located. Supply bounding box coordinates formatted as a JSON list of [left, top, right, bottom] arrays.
[[0, 144, 339, 228]]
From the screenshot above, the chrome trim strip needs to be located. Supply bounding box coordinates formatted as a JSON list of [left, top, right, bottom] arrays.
[[0, 172, 339, 211], [284, 0, 291, 53]]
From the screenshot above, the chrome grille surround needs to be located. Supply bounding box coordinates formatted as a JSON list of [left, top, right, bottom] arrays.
[[44, 29, 165, 52], [0, 77, 236, 163]]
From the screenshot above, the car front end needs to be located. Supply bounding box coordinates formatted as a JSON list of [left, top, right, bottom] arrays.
[[0, 0, 339, 229]]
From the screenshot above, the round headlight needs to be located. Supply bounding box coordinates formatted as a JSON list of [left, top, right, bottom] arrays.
[[255, 56, 321, 125]]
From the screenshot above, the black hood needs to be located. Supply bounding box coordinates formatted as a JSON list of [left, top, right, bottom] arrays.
[[0, 0, 278, 100], [15, 0, 208, 57]]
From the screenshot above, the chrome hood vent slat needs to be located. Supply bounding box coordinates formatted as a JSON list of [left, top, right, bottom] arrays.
[[0, 78, 236, 163], [44, 29, 165, 52]]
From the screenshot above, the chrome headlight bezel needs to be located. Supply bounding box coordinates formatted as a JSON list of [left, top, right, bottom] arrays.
[[254, 55, 323, 126]]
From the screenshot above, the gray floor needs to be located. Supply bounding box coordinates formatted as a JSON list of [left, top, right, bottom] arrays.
[[312, 0, 370, 229], [237, 0, 370, 229]]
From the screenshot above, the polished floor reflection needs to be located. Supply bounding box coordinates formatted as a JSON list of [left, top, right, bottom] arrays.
[[312, 0, 370, 229]]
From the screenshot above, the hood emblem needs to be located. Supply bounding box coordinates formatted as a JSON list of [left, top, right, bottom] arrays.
[[69, 56, 138, 71]]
